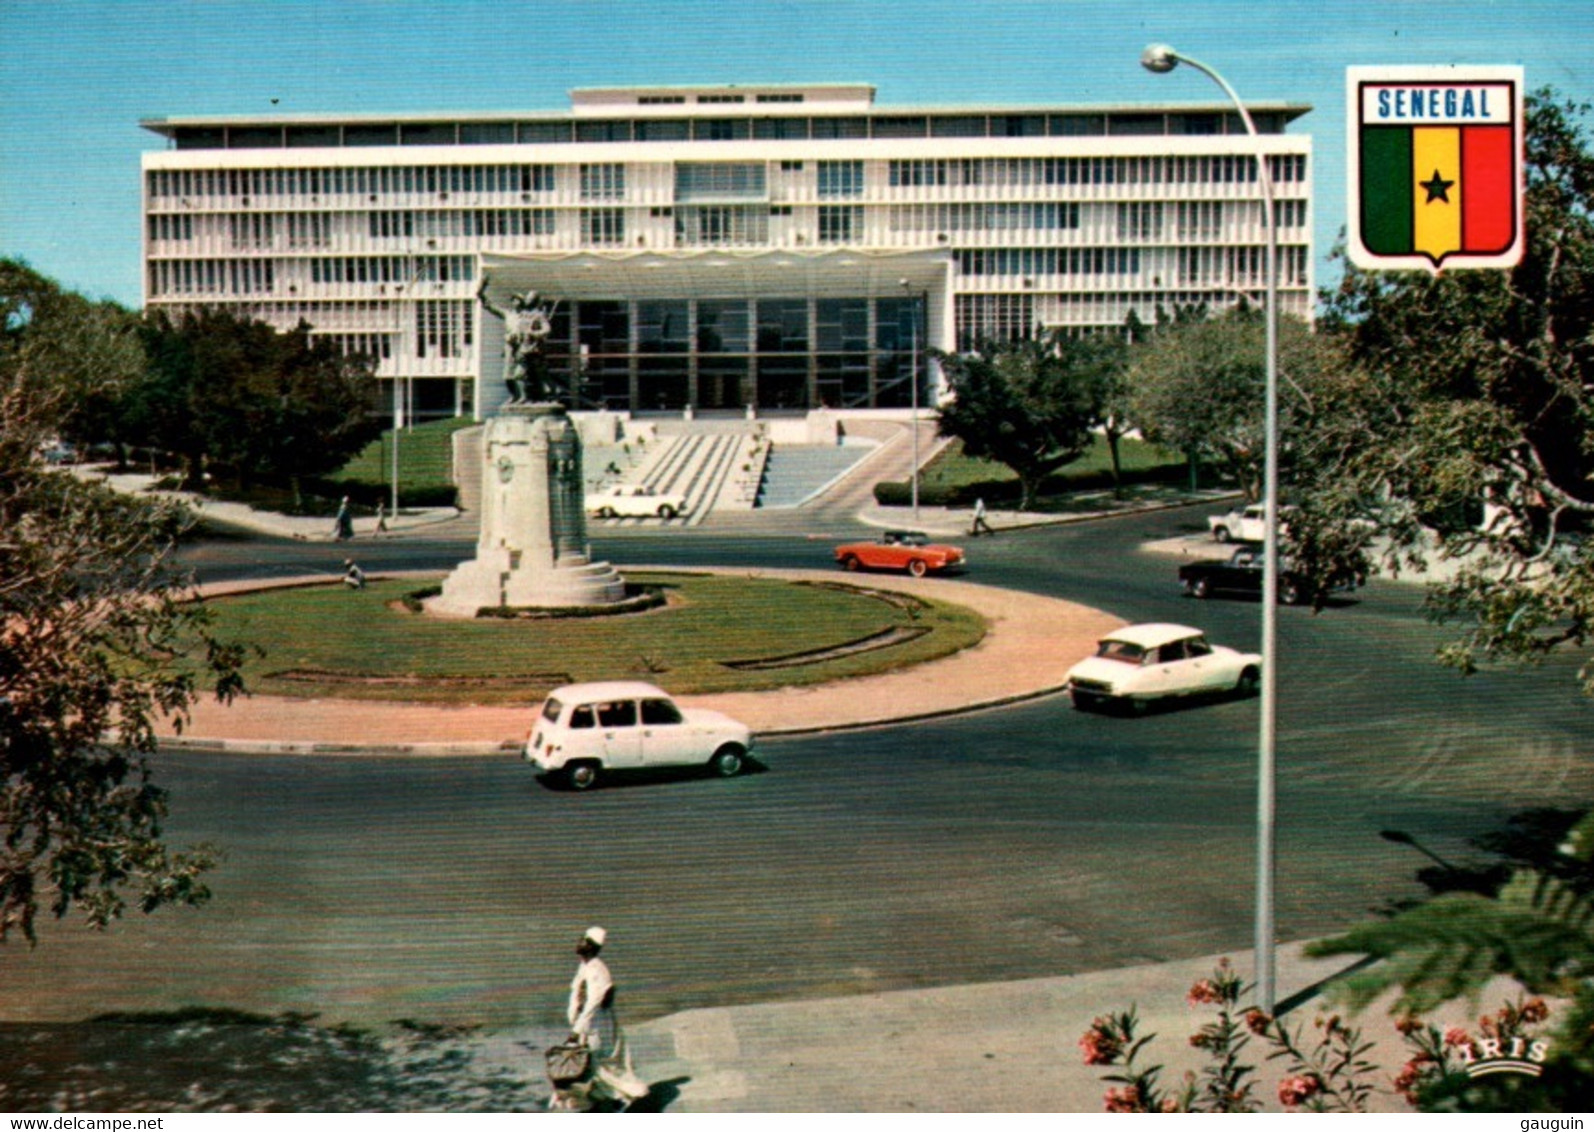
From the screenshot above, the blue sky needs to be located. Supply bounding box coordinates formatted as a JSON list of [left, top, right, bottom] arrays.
[[1, 0, 1586, 308]]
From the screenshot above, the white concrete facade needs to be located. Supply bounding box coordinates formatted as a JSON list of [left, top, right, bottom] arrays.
[[139, 82, 1313, 422]]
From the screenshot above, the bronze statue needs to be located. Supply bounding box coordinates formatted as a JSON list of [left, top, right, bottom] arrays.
[[479, 282, 562, 405]]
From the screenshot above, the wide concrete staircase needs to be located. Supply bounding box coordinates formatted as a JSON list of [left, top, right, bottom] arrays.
[[450, 414, 925, 529], [587, 426, 767, 527]]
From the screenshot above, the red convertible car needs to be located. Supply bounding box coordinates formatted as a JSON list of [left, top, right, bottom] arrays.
[[833, 531, 965, 577]]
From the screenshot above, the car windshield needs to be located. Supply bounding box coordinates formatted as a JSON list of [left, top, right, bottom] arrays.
[[542, 697, 564, 723], [1096, 639, 1146, 664], [884, 532, 928, 546]]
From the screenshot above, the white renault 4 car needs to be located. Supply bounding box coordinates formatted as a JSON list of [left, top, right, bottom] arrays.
[[525, 681, 753, 789]]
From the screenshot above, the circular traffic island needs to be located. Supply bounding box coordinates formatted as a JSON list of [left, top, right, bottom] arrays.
[[203, 569, 989, 705]]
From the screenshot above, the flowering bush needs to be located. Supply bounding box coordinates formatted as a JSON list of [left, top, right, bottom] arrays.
[[1078, 962, 1558, 1112]]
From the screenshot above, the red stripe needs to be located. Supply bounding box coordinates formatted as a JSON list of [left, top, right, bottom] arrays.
[[1462, 125, 1516, 254]]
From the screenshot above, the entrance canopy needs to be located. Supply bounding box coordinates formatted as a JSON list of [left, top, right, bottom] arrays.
[[476, 247, 954, 417], [479, 247, 952, 308]]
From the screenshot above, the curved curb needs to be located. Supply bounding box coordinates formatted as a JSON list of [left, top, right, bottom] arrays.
[[161, 567, 1123, 754]]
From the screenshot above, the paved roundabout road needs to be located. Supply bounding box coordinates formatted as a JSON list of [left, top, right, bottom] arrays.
[[8, 505, 1593, 1033]]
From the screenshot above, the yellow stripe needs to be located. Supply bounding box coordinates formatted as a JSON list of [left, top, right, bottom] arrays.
[[1412, 127, 1461, 260]]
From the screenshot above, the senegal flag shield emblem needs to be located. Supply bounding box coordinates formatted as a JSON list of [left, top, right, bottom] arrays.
[[1348, 66, 1524, 272]]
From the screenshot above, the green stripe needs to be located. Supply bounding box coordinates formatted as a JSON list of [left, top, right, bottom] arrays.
[[1361, 127, 1413, 256]]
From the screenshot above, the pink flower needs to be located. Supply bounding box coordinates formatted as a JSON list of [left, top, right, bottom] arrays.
[[1443, 1026, 1470, 1048], [1244, 1008, 1272, 1035], [1393, 1060, 1425, 1106], [1520, 998, 1550, 1025], [1103, 1085, 1143, 1113], [1078, 1026, 1121, 1066], [1186, 978, 1221, 1007], [1277, 1074, 1322, 1107]]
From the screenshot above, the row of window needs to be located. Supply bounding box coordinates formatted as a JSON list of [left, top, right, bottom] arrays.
[[953, 243, 1310, 285], [368, 209, 556, 239], [147, 153, 1309, 205], [545, 297, 924, 356], [318, 331, 393, 360], [955, 247, 1145, 277], [148, 164, 558, 200], [954, 287, 1314, 347], [886, 202, 1080, 233], [307, 256, 475, 285], [153, 199, 1304, 254], [148, 259, 276, 295], [166, 110, 1295, 151], [888, 154, 1308, 188]]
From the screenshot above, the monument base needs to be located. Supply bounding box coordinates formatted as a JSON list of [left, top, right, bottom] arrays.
[[429, 403, 627, 617], [430, 550, 626, 617]]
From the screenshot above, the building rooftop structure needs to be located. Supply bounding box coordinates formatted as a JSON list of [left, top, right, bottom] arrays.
[[141, 82, 1310, 148]]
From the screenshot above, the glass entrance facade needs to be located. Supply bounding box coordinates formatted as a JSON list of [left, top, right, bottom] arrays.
[[542, 294, 926, 413]]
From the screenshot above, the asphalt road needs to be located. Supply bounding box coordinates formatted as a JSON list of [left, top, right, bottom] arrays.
[[6, 505, 1591, 1030]]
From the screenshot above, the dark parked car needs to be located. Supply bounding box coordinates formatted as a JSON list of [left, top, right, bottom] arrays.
[[1178, 546, 1356, 606]]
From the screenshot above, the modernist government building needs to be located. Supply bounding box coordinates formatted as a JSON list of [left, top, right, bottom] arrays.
[[140, 83, 1313, 424]]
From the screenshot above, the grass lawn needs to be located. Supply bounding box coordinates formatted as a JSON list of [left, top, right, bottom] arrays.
[[326, 416, 477, 503], [888, 434, 1190, 509], [205, 571, 987, 704]]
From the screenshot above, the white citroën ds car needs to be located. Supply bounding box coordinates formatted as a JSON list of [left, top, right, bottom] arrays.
[[1065, 623, 1261, 712]]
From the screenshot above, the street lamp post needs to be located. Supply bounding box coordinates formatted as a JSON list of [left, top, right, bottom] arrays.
[[1142, 43, 1281, 1012], [900, 278, 921, 521]]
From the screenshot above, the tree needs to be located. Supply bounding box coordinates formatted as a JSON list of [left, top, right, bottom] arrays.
[[1, 269, 246, 944], [1313, 90, 1594, 689], [0, 261, 146, 465], [1127, 306, 1350, 501], [932, 332, 1114, 509], [133, 309, 381, 500]]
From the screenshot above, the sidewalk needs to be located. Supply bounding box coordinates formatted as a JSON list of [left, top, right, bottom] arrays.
[[74, 465, 462, 540], [472, 941, 1432, 1113], [853, 488, 1237, 539]]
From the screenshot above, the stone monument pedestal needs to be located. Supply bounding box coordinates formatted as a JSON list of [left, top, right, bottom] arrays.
[[431, 404, 625, 616]]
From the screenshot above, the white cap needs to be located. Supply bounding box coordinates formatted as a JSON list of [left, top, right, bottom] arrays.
[[584, 926, 607, 946]]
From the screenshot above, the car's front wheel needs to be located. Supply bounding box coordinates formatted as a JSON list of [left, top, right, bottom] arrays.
[[657, 503, 678, 520], [1279, 579, 1304, 606], [709, 744, 746, 778], [841, 555, 861, 572], [907, 558, 928, 578], [1235, 666, 1261, 697], [1212, 525, 1232, 543], [1190, 577, 1211, 599], [598, 507, 616, 519], [566, 762, 601, 790]]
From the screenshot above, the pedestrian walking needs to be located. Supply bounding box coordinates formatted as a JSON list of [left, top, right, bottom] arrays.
[[547, 925, 647, 1111], [342, 559, 366, 590], [333, 496, 355, 541], [567, 926, 616, 1057], [374, 499, 389, 537], [971, 497, 996, 537]]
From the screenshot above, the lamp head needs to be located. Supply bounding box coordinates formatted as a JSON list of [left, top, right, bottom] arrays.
[[1141, 44, 1180, 74]]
